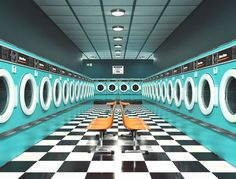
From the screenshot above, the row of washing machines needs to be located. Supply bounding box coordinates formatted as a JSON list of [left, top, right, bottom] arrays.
[[142, 67, 236, 123], [96, 82, 141, 93], [0, 67, 94, 125], [142, 66, 236, 126]]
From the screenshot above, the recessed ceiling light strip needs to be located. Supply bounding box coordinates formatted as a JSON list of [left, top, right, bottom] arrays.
[[65, 0, 101, 59], [124, 0, 137, 59], [134, 0, 171, 60], [99, 0, 113, 59]]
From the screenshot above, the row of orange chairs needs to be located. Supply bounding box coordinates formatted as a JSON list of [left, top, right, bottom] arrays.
[[87, 101, 149, 154]]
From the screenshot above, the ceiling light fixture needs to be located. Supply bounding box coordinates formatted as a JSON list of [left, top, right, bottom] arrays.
[[115, 50, 121, 53], [114, 44, 122, 48], [111, 9, 125, 17], [115, 54, 121, 58], [113, 37, 123, 41], [112, 25, 124, 32]]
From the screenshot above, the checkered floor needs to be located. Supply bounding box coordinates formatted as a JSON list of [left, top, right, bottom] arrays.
[[0, 105, 236, 179]]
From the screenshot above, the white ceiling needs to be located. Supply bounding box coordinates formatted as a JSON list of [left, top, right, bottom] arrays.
[[34, 0, 203, 60]]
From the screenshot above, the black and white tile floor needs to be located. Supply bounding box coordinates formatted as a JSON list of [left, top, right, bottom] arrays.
[[0, 105, 236, 179]]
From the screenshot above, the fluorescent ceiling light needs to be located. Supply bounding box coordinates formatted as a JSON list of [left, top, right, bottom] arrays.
[[113, 37, 123, 41], [115, 50, 121, 53], [112, 25, 124, 31], [114, 44, 122, 48], [111, 9, 125, 17]]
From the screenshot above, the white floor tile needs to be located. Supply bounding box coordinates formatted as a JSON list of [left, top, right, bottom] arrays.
[[77, 140, 98, 146], [163, 128, 180, 132], [35, 140, 60, 146], [171, 135, 193, 140], [182, 145, 211, 152], [26, 161, 63, 172], [52, 172, 87, 179], [50, 132, 70, 136], [145, 161, 179, 172], [150, 132, 169, 136], [62, 135, 83, 140], [200, 161, 236, 172], [140, 145, 164, 152], [88, 161, 121, 172], [66, 152, 94, 161], [115, 153, 144, 161], [158, 140, 180, 146], [181, 172, 218, 179], [13, 152, 46, 161], [49, 145, 75, 153], [115, 172, 152, 179], [166, 152, 197, 161], [0, 172, 23, 179]]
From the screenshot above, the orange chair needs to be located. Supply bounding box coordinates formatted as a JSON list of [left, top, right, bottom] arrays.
[[120, 103, 150, 154], [87, 105, 116, 154]]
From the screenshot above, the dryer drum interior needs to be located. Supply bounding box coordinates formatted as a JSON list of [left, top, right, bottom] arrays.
[[225, 77, 236, 115], [187, 82, 193, 104], [97, 84, 105, 92], [108, 84, 116, 92], [120, 84, 128, 92], [132, 84, 140, 92], [0, 77, 9, 115], [202, 80, 211, 108]]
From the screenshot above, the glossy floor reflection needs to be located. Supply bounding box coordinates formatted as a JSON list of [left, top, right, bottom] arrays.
[[0, 105, 236, 179]]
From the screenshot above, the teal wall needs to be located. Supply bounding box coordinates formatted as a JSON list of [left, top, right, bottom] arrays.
[[155, 0, 236, 72], [81, 60, 157, 78], [0, 0, 82, 72]]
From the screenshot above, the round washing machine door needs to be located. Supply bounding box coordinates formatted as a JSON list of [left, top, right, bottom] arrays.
[[108, 83, 117, 93], [40, 77, 52, 111], [131, 83, 141, 93], [198, 74, 215, 115], [0, 69, 16, 123], [74, 82, 80, 102], [156, 82, 161, 102], [220, 69, 236, 123], [184, 77, 196, 110], [96, 83, 106, 93], [151, 83, 156, 100], [120, 83, 129, 93], [53, 79, 62, 107], [20, 73, 37, 115], [80, 82, 85, 100], [161, 81, 167, 103], [63, 80, 69, 105], [70, 81, 75, 103], [167, 80, 173, 104], [174, 79, 183, 107]]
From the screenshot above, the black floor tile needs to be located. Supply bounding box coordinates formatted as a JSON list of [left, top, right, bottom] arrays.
[[154, 136, 173, 140], [73, 146, 96, 152], [92, 154, 115, 161], [143, 152, 170, 161], [173, 161, 209, 172], [57, 140, 79, 145], [57, 161, 90, 172], [214, 173, 236, 179], [26, 146, 53, 152], [44, 136, 64, 140], [138, 140, 158, 145], [19, 173, 54, 179], [0, 161, 35, 172], [121, 161, 148, 172], [162, 146, 187, 152], [150, 173, 184, 179], [177, 140, 200, 145], [192, 152, 223, 161], [86, 173, 115, 179], [40, 153, 69, 161]]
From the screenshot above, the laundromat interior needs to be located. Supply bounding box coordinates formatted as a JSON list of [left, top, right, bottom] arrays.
[[1, 0, 236, 179]]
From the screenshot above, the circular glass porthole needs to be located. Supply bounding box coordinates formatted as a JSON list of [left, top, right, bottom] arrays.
[[156, 82, 161, 102], [20, 74, 37, 115], [174, 79, 183, 107], [220, 69, 236, 122], [75, 82, 80, 102], [80, 83, 85, 100], [198, 74, 215, 115], [0, 69, 15, 123], [40, 77, 52, 111], [167, 80, 173, 104], [184, 77, 196, 110], [53, 79, 62, 107], [70, 81, 75, 103], [151, 83, 156, 100], [108, 83, 117, 92], [120, 83, 129, 92], [83, 83, 88, 99], [96, 83, 105, 92], [63, 80, 69, 105], [147, 84, 151, 98], [161, 81, 167, 103], [131, 83, 140, 92]]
